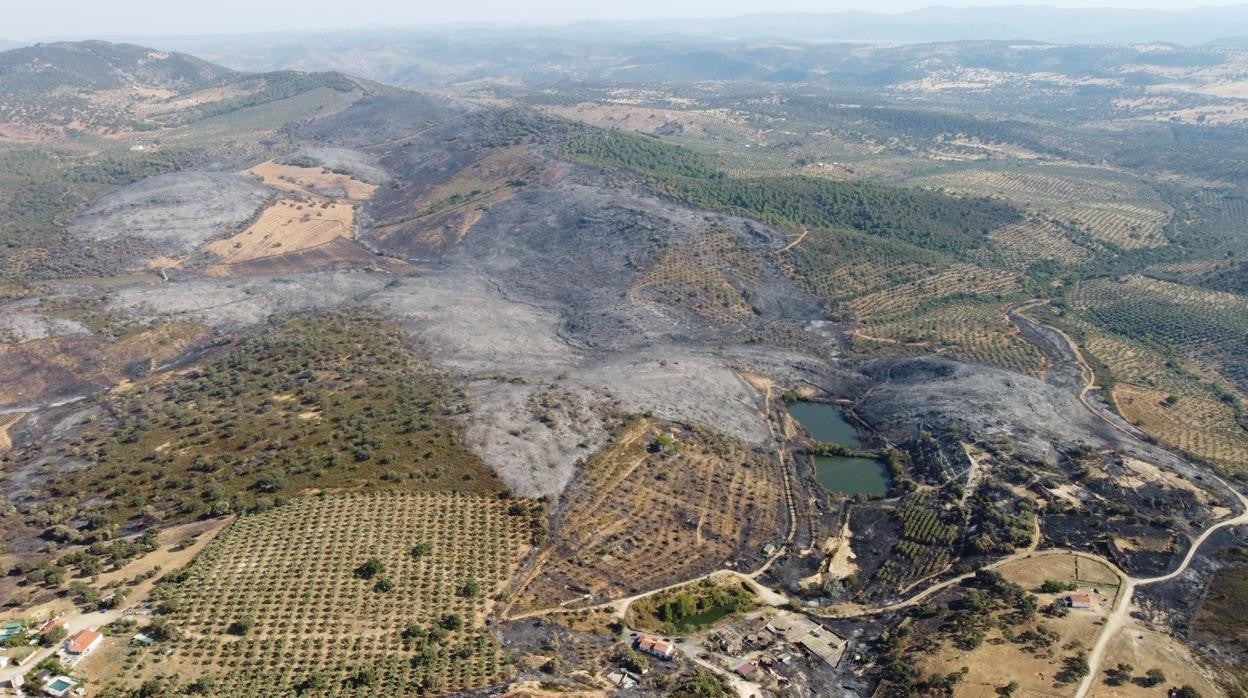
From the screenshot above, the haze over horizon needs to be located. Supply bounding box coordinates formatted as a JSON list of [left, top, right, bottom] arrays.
[[7, 0, 1248, 41]]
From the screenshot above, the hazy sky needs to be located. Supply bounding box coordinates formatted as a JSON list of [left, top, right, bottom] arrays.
[[8, 0, 1247, 40]]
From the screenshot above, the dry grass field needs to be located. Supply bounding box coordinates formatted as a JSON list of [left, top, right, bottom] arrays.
[[201, 199, 357, 264], [106, 492, 536, 696], [506, 418, 786, 614], [1089, 625, 1222, 698], [247, 160, 378, 202], [998, 554, 1122, 592], [910, 554, 1122, 697]]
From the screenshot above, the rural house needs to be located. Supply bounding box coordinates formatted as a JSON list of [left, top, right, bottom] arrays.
[[65, 629, 103, 656], [636, 635, 677, 660], [1065, 593, 1092, 609]]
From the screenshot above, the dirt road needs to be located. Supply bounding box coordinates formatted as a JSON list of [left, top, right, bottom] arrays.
[[1075, 477, 1248, 697], [1006, 304, 1248, 695]]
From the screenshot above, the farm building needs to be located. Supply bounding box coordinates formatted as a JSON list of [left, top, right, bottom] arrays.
[[38, 618, 65, 637], [798, 630, 846, 667], [65, 629, 103, 656], [606, 668, 641, 689], [1065, 593, 1092, 609], [767, 610, 846, 666], [0, 621, 23, 640], [735, 661, 758, 679], [636, 635, 677, 660]]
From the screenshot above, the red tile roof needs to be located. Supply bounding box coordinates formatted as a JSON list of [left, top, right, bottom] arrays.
[[38, 619, 65, 636], [66, 629, 101, 654], [735, 662, 758, 677]]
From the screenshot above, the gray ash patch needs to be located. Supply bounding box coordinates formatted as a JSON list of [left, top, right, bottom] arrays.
[[71, 171, 270, 257]]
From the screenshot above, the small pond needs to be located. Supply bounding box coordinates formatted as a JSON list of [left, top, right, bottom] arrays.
[[812, 455, 892, 497], [786, 401, 860, 448], [787, 402, 891, 496]]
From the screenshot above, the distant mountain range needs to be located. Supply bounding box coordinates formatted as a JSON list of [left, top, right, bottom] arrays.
[[111, 5, 1248, 50], [563, 6, 1248, 45]]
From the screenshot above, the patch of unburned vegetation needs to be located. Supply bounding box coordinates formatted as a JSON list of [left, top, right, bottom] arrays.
[[247, 160, 378, 201], [8, 311, 503, 535], [627, 577, 757, 634], [123, 492, 539, 696], [201, 198, 357, 264]]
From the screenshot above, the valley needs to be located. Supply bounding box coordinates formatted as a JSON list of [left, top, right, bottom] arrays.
[[0, 21, 1247, 698]]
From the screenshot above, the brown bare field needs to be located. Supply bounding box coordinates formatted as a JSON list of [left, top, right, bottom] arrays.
[[0, 412, 23, 454], [0, 321, 207, 408], [247, 160, 378, 201], [506, 419, 786, 614], [201, 198, 356, 263], [200, 236, 410, 278], [499, 681, 610, 698], [999, 554, 1122, 593], [1089, 625, 1222, 698]]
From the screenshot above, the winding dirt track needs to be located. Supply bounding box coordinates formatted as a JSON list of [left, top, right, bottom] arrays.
[[1072, 473, 1248, 696], [506, 299, 1247, 698], [1007, 300, 1248, 696]]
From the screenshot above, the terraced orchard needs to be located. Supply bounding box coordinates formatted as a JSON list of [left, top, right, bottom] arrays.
[[852, 301, 1048, 377], [632, 231, 763, 322], [1040, 305, 1248, 477], [133, 492, 539, 696], [506, 418, 787, 613]]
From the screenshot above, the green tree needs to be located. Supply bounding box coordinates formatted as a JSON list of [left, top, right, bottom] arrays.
[[354, 557, 384, 579], [1140, 668, 1166, 687]]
